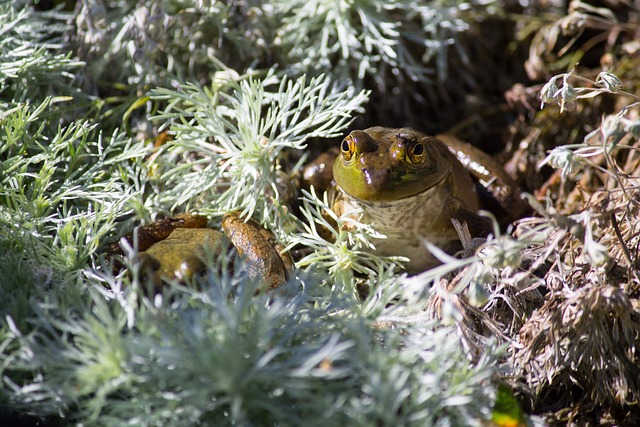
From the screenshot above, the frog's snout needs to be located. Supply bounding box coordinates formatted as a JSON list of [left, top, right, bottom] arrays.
[[361, 166, 393, 187]]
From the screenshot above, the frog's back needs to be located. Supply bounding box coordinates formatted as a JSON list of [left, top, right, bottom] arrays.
[[436, 133, 527, 225]]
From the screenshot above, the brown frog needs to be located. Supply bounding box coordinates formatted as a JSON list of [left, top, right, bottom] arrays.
[[109, 213, 293, 290]]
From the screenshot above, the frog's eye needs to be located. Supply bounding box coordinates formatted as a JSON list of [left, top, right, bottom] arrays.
[[407, 141, 426, 165], [340, 136, 355, 161]]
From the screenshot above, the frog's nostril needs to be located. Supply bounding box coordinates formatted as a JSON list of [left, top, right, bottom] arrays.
[[350, 130, 377, 153]]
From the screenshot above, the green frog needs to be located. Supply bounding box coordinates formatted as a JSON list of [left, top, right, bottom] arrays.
[[317, 126, 526, 272]]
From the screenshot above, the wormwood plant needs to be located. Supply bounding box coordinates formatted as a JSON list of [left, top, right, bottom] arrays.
[[0, 1, 81, 101], [149, 71, 369, 225], [73, 0, 474, 87], [0, 99, 153, 284], [15, 0, 640, 424], [71, 0, 487, 133], [0, 37, 502, 427], [273, 0, 470, 82]]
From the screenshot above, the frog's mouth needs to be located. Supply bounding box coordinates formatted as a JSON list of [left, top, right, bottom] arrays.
[[342, 176, 446, 212], [341, 164, 450, 203]]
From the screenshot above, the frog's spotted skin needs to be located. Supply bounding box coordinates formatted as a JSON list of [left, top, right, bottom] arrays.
[[333, 127, 482, 272]]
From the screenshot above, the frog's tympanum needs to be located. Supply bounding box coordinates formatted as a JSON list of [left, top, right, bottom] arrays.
[[331, 127, 525, 272]]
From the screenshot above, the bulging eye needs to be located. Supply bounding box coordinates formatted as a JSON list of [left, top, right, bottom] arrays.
[[341, 136, 355, 161], [407, 141, 426, 165]]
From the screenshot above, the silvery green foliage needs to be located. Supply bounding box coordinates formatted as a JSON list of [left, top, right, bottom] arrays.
[[293, 188, 405, 288], [151, 72, 369, 225], [0, 98, 150, 278], [0, 2, 82, 100], [0, 3, 505, 425], [273, 0, 471, 82], [74, 0, 271, 89], [0, 67, 501, 427], [74, 0, 476, 91], [1, 252, 498, 425], [69, 0, 490, 133]]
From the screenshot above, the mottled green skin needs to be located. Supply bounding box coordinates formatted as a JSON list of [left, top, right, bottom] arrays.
[[334, 128, 450, 202], [332, 127, 482, 272]]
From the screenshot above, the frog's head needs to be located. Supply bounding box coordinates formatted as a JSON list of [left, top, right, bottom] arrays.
[[333, 127, 452, 202]]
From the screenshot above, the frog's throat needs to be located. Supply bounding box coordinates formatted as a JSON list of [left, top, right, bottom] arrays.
[[358, 166, 449, 206], [339, 176, 454, 234], [338, 177, 463, 272]]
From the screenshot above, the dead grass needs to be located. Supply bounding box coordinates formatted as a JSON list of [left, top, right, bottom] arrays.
[[424, 3, 640, 423]]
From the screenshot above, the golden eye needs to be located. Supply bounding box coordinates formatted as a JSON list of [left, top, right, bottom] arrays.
[[340, 136, 355, 161], [407, 141, 426, 165]]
